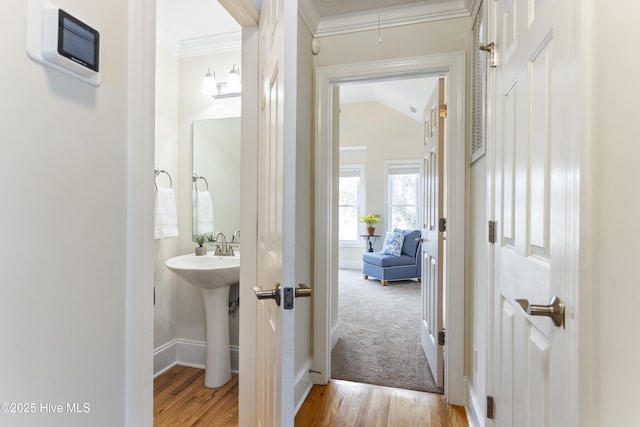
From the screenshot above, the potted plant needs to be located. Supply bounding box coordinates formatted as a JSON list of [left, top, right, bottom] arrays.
[[360, 214, 381, 236], [195, 234, 207, 256]]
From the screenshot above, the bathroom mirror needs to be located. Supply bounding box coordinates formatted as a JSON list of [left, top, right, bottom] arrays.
[[192, 118, 241, 243]]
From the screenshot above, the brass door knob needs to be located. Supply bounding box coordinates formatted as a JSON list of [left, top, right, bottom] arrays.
[[254, 283, 281, 306], [516, 296, 565, 328]]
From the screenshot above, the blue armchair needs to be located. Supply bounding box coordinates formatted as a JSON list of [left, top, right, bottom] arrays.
[[362, 229, 422, 286]]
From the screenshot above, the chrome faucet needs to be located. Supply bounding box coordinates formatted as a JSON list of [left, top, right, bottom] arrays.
[[213, 232, 233, 256], [232, 229, 241, 243]]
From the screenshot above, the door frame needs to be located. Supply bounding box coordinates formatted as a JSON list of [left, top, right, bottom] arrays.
[[126, 0, 156, 424], [237, 25, 260, 427], [313, 52, 466, 405]]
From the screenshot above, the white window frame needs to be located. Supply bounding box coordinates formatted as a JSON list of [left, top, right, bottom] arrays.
[[339, 164, 365, 247], [384, 159, 423, 232]]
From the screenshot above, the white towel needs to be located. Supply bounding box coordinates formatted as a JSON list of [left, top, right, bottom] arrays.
[[193, 190, 214, 235], [154, 187, 179, 239]]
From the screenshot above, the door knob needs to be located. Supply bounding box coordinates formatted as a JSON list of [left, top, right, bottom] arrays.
[[254, 283, 281, 306], [295, 283, 312, 298], [515, 296, 565, 328]]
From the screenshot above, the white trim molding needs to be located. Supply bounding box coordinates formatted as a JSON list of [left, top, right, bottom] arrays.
[[180, 32, 242, 57], [330, 320, 341, 351], [299, 0, 473, 37], [294, 359, 314, 415], [338, 260, 362, 270], [153, 339, 240, 376], [237, 25, 260, 427], [219, 0, 260, 27], [126, 0, 156, 425], [465, 377, 484, 427], [314, 52, 466, 406]]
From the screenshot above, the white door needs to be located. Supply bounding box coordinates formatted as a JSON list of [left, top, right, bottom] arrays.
[[421, 78, 445, 388], [492, 0, 572, 424], [253, 0, 298, 425]]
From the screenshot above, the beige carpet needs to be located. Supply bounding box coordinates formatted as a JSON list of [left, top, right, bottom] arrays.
[[331, 268, 443, 394]]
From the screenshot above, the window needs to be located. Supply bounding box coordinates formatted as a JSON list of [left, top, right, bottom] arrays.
[[339, 165, 364, 245], [385, 161, 422, 231]]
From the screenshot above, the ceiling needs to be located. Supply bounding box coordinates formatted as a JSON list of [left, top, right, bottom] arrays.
[[157, 0, 473, 42], [340, 78, 438, 122], [157, 0, 471, 121]]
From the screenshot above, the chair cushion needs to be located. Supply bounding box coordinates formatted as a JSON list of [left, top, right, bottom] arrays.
[[394, 228, 422, 256], [363, 252, 417, 267], [380, 231, 405, 256]]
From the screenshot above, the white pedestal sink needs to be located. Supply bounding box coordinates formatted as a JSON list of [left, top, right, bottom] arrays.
[[165, 253, 240, 388]]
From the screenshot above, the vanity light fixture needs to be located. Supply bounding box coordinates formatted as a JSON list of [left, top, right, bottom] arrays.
[[201, 64, 241, 99]]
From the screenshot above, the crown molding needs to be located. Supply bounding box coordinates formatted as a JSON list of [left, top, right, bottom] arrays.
[[179, 32, 242, 57], [298, 0, 321, 36], [219, 0, 260, 27], [300, 0, 471, 38]]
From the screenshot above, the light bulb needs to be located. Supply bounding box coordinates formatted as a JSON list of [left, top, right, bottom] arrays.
[[201, 67, 217, 96], [226, 64, 241, 93]]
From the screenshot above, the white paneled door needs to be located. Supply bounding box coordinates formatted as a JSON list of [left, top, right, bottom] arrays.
[[421, 78, 445, 388], [492, 0, 574, 424], [254, 0, 298, 425]]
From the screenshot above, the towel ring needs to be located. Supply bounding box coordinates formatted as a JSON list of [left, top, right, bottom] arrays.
[[154, 168, 173, 190], [193, 173, 209, 191]]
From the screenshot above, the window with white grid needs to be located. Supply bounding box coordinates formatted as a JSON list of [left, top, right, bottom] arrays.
[[339, 165, 365, 245]]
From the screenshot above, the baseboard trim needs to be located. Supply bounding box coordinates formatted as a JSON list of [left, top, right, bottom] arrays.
[[176, 339, 206, 368], [153, 340, 177, 376], [465, 377, 484, 427], [330, 320, 341, 351], [338, 260, 362, 270], [154, 339, 240, 376], [154, 362, 177, 378], [156, 342, 313, 414], [294, 358, 314, 415]]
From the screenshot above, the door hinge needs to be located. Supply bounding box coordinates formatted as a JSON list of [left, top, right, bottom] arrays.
[[438, 217, 446, 232], [487, 395, 495, 419], [439, 103, 447, 119], [437, 330, 445, 346], [488, 220, 497, 244], [479, 42, 497, 68]]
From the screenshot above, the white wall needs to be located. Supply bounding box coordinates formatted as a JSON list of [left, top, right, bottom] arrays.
[[586, 1, 640, 424], [339, 101, 424, 265], [1, 1, 133, 425]]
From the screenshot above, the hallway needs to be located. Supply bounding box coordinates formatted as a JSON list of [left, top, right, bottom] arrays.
[[153, 365, 467, 426]]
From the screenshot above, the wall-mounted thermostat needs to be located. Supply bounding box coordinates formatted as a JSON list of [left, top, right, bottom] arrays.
[[27, 0, 101, 86]]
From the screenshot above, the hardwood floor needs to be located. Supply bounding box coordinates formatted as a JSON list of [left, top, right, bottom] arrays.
[[154, 365, 468, 426], [154, 365, 238, 426], [296, 380, 468, 427]]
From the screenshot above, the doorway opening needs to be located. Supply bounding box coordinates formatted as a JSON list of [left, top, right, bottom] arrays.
[[153, 0, 243, 424], [331, 76, 442, 393], [312, 53, 466, 405]]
